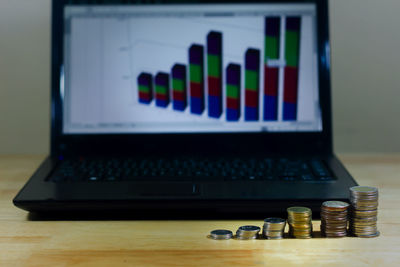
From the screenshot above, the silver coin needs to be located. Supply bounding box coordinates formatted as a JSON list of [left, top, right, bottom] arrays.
[[209, 229, 233, 240], [236, 236, 257, 240], [236, 225, 260, 240], [238, 225, 261, 232], [350, 186, 378, 194], [264, 217, 286, 224], [355, 231, 380, 238]]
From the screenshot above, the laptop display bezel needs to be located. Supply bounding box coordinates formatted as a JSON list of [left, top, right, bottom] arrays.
[[50, 0, 332, 156]]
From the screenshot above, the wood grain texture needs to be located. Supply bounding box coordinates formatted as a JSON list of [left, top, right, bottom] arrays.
[[1, 154, 400, 266]]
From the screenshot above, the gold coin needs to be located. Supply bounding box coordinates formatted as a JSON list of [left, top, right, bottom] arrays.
[[287, 206, 312, 214]]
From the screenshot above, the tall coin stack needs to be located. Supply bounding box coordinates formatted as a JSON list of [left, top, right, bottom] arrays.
[[287, 207, 313, 239], [262, 218, 286, 239], [320, 201, 349, 237], [349, 186, 380, 238]]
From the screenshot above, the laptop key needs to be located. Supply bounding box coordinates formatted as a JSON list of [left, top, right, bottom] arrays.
[[318, 176, 334, 181], [300, 174, 314, 181], [310, 159, 331, 177], [105, 176, 118, 181], [280, 176, 299, 181]]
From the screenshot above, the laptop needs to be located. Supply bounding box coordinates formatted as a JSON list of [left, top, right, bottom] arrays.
[[13, 0, 358, 218]]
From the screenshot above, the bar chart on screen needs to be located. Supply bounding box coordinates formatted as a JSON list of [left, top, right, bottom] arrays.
[[65, 4, 321, 133], [135, 16, 305, 123]]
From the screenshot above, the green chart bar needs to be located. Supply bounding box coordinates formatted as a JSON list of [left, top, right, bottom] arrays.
[[207, 31, 222, 118], [283, 17, 301, 121], [264, 17, 280, 121]]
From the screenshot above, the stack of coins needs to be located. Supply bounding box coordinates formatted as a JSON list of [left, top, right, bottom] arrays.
[[349, 186, 379, 238], [209, 229, 233, 240], [320, 201, 349, 237], [236, 225, 260, 240], [287, 207, 313, 239], [262, 218, 286, 239]]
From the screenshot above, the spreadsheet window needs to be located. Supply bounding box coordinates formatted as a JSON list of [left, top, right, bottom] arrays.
[[62, 4, 322, 134]]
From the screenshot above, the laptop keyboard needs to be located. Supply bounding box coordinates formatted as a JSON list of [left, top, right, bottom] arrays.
[[48, 157, 335, 183]]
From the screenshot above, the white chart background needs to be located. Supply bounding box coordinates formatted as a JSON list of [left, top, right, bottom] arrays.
[[65, 6, 321, 133]]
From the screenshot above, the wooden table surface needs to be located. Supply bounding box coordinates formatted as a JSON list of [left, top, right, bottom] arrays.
[[1, 154, 400, 266]]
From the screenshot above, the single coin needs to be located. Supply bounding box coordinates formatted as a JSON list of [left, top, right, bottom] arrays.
[[264, 225, 285, 231], [287, 206, 312, 214], [356, 231, 380, 238], [322, 201, 350, 209], [264, 217, 286, 224], [350, 186, 378, 194], [352, 209, 378, 216], [236, 236, 257, 240], [238, 225, 260, 232], [209, 229, 233, 240]]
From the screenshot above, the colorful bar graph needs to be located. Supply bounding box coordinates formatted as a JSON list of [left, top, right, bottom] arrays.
[[283, 17, 301, 120], [171, 64, 187, 111], [137, 72, 153, 104], [226, 64, 241, 121], [207, 31, 222, 118], [138, 19, 303, 122], [244, 48, 260, 121], [155, 72, 170, 108], [264, 17, 280, 121], [189, 44, 205, 115]]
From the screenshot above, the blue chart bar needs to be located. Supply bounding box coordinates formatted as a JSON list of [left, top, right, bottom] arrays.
[[226, 64, 241, 121], [244, 48, 260, 121], [207, 31, 223, 118], [189, 44, 205, 115], [137, 73, 153, 104], [283, 17, 301, 121], [283, 102, 296, 120], [155, 72, 170, 108], [172, 64, 187, 111], [264, 17, 280, 121]]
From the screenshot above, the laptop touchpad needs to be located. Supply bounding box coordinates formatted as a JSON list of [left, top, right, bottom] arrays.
[[135, 183, 199, 196]]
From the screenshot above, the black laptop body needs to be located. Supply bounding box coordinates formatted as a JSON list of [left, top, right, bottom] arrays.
[[13, 0, 357, 218]]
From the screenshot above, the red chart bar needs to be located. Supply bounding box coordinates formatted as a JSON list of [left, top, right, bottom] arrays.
[[189, 44, 205, 115], [264, 17, 280, 121], [207, 31, 223, 118], [226, 63, 241, 121], [283, 17, 301, 121], [137, 72, 153, 104], [244, 48, 260, 121], [172, 64, 187, 111]]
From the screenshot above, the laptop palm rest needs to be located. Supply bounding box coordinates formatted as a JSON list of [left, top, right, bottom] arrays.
[[134, 183, 199, 196]]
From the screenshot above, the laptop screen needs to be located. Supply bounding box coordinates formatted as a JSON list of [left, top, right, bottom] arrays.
[[62, 3, 322, 134]]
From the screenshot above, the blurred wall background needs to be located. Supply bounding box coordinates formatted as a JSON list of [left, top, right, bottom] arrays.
[[0, 0, 399, 154]]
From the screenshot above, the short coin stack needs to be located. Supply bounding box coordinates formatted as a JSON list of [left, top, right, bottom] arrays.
[[262, 218, 286, 239], [287, 207, 313, 239], [236, 225, 260, 240], [320, 201, 349, 237], [349, 186, 379, 238], [209, 230, 233, 240]]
